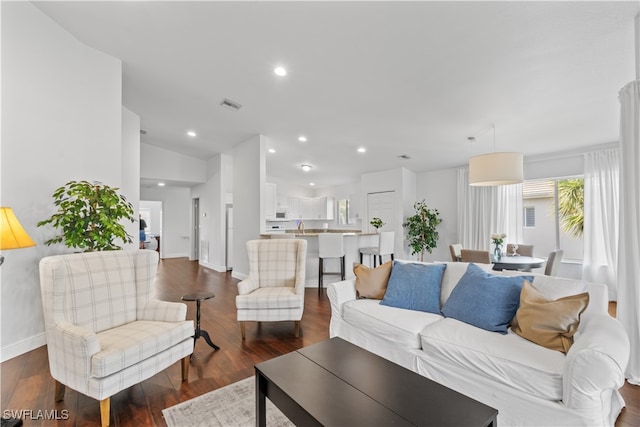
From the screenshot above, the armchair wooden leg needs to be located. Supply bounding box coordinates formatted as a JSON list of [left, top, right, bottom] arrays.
[[240, 321, 246, 340], [54, 380, 65, 402], [294, 321, 300, 338], [181, 356, 189, 381], [100, 397, 110, 427]]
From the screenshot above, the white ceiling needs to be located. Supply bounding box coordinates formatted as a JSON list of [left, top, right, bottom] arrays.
[[34, 1, 639, 188]]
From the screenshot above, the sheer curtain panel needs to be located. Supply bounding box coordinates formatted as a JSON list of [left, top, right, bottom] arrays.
[[582, 149, 620, 300], [617, 80, 640, 385], [457, 168, 522, 251]]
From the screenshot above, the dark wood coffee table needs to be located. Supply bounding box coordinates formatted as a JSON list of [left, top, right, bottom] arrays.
[[255, 337, 497, 427]]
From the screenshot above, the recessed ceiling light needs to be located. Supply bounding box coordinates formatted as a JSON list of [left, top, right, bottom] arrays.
[[268, 148, 276, 153], [357, 147, 366, 153], [298, 136, 307, 142], [158, 182, 165, 187], [274, 66, 287, 76], [187, 131, 196, 137], [301, 164, 312, 172], [309, 182, 315, 186]]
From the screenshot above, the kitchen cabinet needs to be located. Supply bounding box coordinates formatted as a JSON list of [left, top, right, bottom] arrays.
[[290, 196, 334, 220], [265, 183, 276, 220], [288, 197, 301, 219]]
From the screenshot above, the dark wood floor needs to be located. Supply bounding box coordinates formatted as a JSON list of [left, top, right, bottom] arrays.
[[1, 257, 638, 426]]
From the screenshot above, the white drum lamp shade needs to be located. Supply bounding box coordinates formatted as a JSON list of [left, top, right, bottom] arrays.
[[468, 152, 524, 186]]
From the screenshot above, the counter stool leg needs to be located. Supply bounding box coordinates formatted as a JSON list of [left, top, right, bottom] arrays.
[[341, 255, 345, 280], [318, 258, 323, 295]]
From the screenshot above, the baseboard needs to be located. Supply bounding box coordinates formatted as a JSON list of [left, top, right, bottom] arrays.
[[161, 252, 190, 259], [231, 271, 247, 281], [198, 261, 227, 272], [1, 333, 46, 363]]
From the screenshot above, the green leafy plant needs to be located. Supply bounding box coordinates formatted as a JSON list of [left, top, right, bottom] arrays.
[[556, 178, 584, 238], [402, 200, 442, 261], [370, 217, 385, 230], [37, 180, 135, 251]]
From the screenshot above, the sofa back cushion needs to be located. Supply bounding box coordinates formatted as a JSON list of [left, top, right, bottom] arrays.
[[441, 263, 533, 334], [380, 261, 446, 313]]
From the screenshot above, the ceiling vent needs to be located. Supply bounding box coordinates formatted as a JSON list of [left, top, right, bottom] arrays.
[[398, 154, 411, 160], [140, 129, 147, 136], [220, 98, 242, 111]]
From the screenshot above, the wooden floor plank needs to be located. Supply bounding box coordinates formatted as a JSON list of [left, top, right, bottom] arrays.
[[1, 257, 637, 426]]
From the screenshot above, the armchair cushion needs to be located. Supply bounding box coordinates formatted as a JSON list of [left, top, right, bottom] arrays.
[[92, 320, 194, 377], [236, 287, 302, 310]]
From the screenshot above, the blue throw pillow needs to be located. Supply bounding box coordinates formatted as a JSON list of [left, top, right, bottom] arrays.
[[380, 261, 447, 314], [441, 263, 534, 334]]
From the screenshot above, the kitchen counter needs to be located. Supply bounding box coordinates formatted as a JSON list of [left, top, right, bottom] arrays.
[[260, 230, 382, 287], [261, 229, 378, 237]]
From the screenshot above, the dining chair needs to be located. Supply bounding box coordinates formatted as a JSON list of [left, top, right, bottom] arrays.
[[544, 249, 564, 276], [506, 243, 534, 257], [449, 243, 463, 261], [460, 249, 491, 264]]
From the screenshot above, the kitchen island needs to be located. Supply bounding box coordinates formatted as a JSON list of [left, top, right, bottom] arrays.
[[261, 230, 380, 287]]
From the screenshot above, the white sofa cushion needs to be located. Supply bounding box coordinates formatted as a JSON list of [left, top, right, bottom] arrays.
[[343, 299, 442, 349], [419, 318, 565, 401]]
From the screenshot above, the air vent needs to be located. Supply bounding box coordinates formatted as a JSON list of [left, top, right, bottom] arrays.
[[220, 98, 242, 111], [398, 154, 411, 160], [140, 129, 147, 135]]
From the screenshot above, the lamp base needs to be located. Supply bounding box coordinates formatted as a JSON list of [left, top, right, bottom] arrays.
[[1, 417, 23, 427]]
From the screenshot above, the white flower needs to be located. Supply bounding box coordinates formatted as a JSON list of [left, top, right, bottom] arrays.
[[491, 233, 507, 240]]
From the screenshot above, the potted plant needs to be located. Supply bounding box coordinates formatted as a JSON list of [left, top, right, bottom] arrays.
[[370, 217, 385, 232], [37, 180, 135, 251], [403, 200, 442, 262]]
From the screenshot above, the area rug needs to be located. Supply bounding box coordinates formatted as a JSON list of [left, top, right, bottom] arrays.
[[162, 377, 294, 427]]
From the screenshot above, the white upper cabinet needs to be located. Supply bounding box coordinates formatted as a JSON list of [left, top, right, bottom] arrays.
[[290, 196, 334, 220]]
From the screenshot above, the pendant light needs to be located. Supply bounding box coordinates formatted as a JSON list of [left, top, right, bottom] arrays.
[[468, 124, 523, 186]]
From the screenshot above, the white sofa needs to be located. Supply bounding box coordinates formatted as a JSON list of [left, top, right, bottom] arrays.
[[328, 261, 630, 427]]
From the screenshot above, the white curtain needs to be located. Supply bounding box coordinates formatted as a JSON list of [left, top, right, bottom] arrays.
[[617, 80, 640, 385], [457, 168, 523, 250], [582, 149, 619, 300]]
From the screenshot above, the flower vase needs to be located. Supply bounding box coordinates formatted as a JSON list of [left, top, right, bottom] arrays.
[[494, 245, 502, 260]]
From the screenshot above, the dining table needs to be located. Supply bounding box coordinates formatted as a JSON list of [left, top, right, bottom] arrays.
[[491, 255, 545, 271]]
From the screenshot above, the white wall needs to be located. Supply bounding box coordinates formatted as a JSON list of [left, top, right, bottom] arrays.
[[141, 143, 207, 185], [140, 186, 191, 258], [191, 154, 229, 271], [232, 135, 265, 278], [1, 2, 123, 361], [415, 168, 457, 262], [122, 107, 141, 248]]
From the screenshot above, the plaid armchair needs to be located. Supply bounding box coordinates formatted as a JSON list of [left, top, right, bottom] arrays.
[[39, 250, 194, 427], [236, 239, 307, 339]]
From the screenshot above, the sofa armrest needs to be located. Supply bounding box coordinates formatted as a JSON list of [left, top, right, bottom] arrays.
[[47, 321, 100, 389], [138, 299, 187, 322], [238, 278, 259, 295], [562, 313, 630, 409], [327, 279, 357, 320]]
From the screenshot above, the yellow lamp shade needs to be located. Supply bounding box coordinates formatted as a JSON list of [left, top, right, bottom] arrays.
[[469, 152, 524, 186], [0, 207, 36, 250]]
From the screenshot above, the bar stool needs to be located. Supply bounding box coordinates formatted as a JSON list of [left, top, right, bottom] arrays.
[[318, 233, 345, 295], [359, 231, 395, 267]]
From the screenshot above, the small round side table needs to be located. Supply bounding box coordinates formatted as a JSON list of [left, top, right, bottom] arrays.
[[181, 292, 220, 351]]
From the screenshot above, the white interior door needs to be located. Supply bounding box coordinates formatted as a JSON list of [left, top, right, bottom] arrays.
[[367, 191, 395, 232]]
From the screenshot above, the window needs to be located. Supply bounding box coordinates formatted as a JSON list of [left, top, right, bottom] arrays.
[[522, 177, 583, 261], [523, 207, 535, 227]]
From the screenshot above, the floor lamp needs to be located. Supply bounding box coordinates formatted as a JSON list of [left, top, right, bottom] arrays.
[[0, 207, 36, 427]]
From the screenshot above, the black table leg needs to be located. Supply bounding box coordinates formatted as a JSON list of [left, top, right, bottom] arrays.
[[194, 299, 219, 351]]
